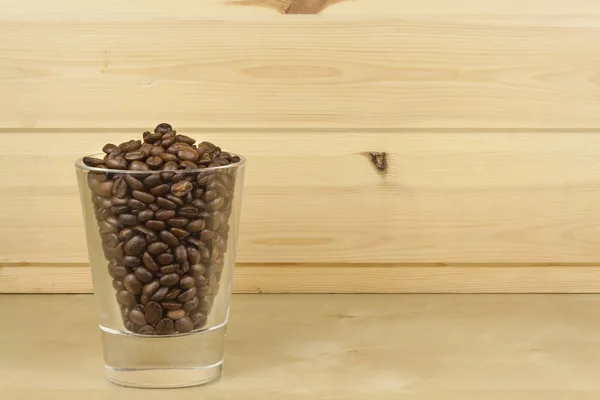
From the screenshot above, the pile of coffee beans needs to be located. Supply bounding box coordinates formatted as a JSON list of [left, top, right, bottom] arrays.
[[83, 123, 241, 335]]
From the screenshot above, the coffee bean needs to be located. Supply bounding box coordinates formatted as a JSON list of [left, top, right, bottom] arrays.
[[178, 275, 194, 290], [155, 318, 174, 335], [150, 184, 170, 196], [113, 265, 128, 279], [106, 157, 128, 170], [138, 325, 156, 335], [132, 190, 155, 204], [171, 181, 193, 197], [145, 302, 163, 325], [210, 247, 220, 261], [186, 219, 206, 233], [129, 161, 150, 171], [177, 148, 199, 162], [129, 309, 147, 326], [178, 287, 197, 303], [180, 161, 198, 170], [148, 203, 159, 211], [183, 297, 199, 312], [159, 153, 178, 162], [94, 181, 114, 197], [179, 206, 200, 218], [159, 230, 179, 247], [190, 311, 206, 325], [123, 274, 142, 294], [123, 140, 142, 152], [118, 214, 138, 226], [151, 286, 168, 301], [191, 263, 206, 277], [112, 280, 125, 291], [124, 256, 140, 268], [166, 288, 182, 300], [159, 273, 180, 287], [137, 209, 154, 222], [159, 265, 176, 275], [199, 296, 214, 312], [146, 156, 163, 170], [168, 217, 189, 228], [128, 199, 147, 210], [83, 156, 106, 167], [148, 146, 164, 156], [125, 151, 145, 162], [231, 155, 241, 163], [143, 174, 162, 188], [207, 197, 224, 212], [142, 280, 160, 297], [162, 301, 183, 311], [187, 247, 201, 264], [148, 242, 168, 256], [110, 205, 129, 215], [133, 224, 155, 238], [212, 157, 229, 166], [204, 189, 217, 202], [215, 235, 227, 251], [116, 290, 137, 307], [156, 197, 177, 210], [197, 285, 210, 297], [165, 194, 185, 207], [208, 211, 222, 230], [180, 262, 190, 274], [200, 230, 215, 242], [124, 235, 147, 256], [139, 294, 150, 306], [118, 228, 134, 242], [142, 252, 159, 272], [174, 245, 188, 263], [170, 227, 189, 239], [167, 309, 186, 320], [146, 220, 166, 231], [175, 316, 193, 333], [134, 267, 153, 283], [102, 143, 117, 154], [156, 253, 174, 266]]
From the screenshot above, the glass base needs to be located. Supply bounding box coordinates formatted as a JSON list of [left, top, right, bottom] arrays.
[[105, 361, 223, 388], [101, 322, 227, 388]]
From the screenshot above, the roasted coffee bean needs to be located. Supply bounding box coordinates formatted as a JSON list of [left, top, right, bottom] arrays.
[[110, 205, 129, 215], [160, 273, 180, 287], [208, 211, 222, 230], [128, 199, 147, 210], [112, 178, 127, 197], [123, 176, 143, 192], [83, 156, 105, 167], [125, 151, 146, 162], [156, 123, 173, 135], [134, 267, 153, 283], [140, 294, 151, 306], [187, 247, 201, 264], [142, 252, 159, 271], [212, 157, 229, 166], [102, 143, 117, 154], [129, 309, 147, 326], [168, 217, 189, 228], [186, 219, 206, 233], [159, 153, 178, 162], [179, 206, 200, 218], [171, 181, 193, 197], [174, 245, 188, 263], [199, 296, 214, 312], [150, 184, 170, 196], [149, 145, 164, 156], [177, 148, 199, 162], [215, 235, 227, 251], [123, 140, 142, 152], [193, 188, 204, 198], [160, 264, 177, 274], [190, 311, 206, 325], [94, 181, 114, 197], [113, 265, 128, 279], [145, 302, 163, 325], [155, 318, 174, 335], [185, 236, 202, 249], [175, 316, 193, 333], [118, 214, 138, 226], [162, 301, 183, 311], [204, 189, 218, 202], [166, 142, 189, 155], [197, 285, 210, 297], [124, 256, 140, 267], [183, 297, 199, 312], [146, 156, 163, 170], [161, 138, 176, 149], [142, 280, 160, 297], [180, 262, 190, 274], [106, 157, 128, 170], [129, 161, 151, 171], [191, 263, 206, 277], [148, 203, 160, 211], [159, 230, 179, 247], [140, 143, 153, 157], [124, 274, 142, 295], [138, 325, 156, 335], [231, 155, 241, 163], [210, 247, 220, 261], [137, 209, 154, 222], [178, 287, 197, 303], [118, 228, 134, 242], [132, 190, 155, 204], [148, 242, 168, 256], [156, 197, 177, 210], [179, 161, 198, 170], [133, 224, 155, 238], [179, 276, 195, 290], [200, 230, 215, 242], [165, 287, 181, 300], [112, 280, 125, 291], [143, 174, 162, 188], [151, 286, 168, 302], [170, 227, 189, 239], [167, 309, 186, 320], [165, 194, 184, 207], [207, 197, 225, 212], [146, 220, 167, 231], [157, 253, 175, 266], [124, 235, 147, 256], [116, 290, 137, 307]]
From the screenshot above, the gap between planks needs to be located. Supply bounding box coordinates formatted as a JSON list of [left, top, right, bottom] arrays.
[[2, 263, 600, 294]]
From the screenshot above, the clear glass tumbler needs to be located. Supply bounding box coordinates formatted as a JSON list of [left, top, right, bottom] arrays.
[[75, 154, 245, 388]]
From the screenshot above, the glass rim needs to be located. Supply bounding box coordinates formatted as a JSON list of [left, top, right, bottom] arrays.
[[74, 152, 246, 174]]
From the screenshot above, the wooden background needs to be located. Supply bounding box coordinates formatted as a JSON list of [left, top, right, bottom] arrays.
[[2, 0, 600, 293]]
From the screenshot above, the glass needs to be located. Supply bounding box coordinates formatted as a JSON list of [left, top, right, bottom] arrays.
[[75, 154, 246, 388]]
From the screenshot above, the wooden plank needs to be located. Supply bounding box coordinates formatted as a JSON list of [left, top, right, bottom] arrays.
[[4, 294, 600, 397], [2, 131, 600, 264], [3, 0, 600, 20], [2, 16, 600, 128], [2, 264, 600, 293]]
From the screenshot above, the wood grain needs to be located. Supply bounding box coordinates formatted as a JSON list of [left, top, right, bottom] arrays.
[[3, 264, 600, 293], [3, 294, 600, 398], [2, 16, 600, 128], [2, 131, 600, 265]]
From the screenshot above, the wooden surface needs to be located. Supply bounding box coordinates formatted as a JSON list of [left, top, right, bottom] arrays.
[[2, 294, 600, 398], [2, 0, 600, 293]]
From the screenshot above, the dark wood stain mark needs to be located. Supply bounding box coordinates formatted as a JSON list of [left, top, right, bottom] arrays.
[[228, 0, 348, 14], [369, 152, 387, 173]]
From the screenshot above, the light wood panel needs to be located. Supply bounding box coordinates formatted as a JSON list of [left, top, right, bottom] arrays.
[[4, 294, 600, 398], [2, 16, 600, 128], [1, 131, 600, 264], [3, 264, 600, 293]]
